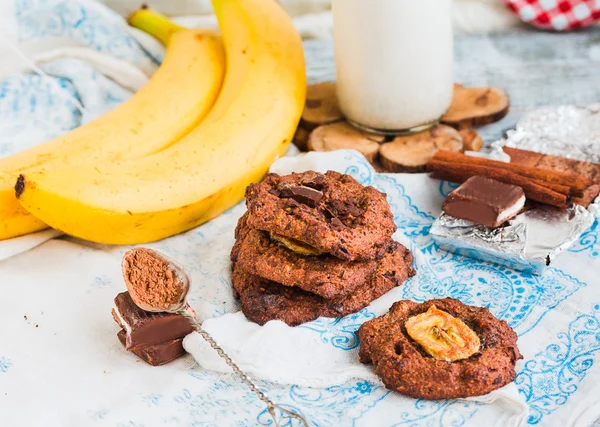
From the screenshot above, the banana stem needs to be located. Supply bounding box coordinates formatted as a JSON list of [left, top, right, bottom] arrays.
[[127, 6, 184, 47]]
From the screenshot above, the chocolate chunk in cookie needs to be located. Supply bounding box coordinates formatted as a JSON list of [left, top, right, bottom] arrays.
[[232, 217, 393, 299], [232, 242, 415, 326], [245, 171, 396, 261], [357, 298, 522, 400], [277, 183, 324, 207]]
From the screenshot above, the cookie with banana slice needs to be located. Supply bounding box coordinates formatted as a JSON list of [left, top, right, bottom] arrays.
[[244, 171, 396, 261], [357, 298, 522, 399], [230, 241, 414, 326], [231, 213, 395, 299]]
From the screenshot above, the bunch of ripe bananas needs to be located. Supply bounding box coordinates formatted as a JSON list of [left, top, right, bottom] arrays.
[[1, 0, 306, 244]]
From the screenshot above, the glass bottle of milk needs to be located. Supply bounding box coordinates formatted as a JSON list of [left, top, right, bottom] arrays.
[[332, 0, 454, 135]]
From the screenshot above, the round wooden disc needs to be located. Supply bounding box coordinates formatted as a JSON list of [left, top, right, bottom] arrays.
[[379, 125, 463, 173], [442, 84, 510, 129], [458, 128, 484, 152], [301, 82, 344, 129], [308, 121, 385, 163], [293, 126, 310, 151]]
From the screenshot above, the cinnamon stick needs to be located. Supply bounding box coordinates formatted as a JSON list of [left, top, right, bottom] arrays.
[[427, 159, 569, 208], [433, 150, 592, 197], [503, 146, 600, 208], [430, 159, 570, 195]]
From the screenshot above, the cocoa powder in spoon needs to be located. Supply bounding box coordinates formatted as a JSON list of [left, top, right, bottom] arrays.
[[122, 248, 188, 312]]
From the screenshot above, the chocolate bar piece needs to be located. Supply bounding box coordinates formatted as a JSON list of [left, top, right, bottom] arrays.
[[112, 292, 194, 350], [442, 176, 525, 228], [117, 330, 185, 366]]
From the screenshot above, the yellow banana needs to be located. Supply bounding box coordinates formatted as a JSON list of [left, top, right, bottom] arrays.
[[128, 6, 184, 47], [0, 25, 225, 240], [17, 0, 306, 244]]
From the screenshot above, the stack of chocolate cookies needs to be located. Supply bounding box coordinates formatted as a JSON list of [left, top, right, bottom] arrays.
[[231, 170, 415, 326]]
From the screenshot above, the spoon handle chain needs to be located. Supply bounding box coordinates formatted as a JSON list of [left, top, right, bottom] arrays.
[[178, 309, 309, 427]]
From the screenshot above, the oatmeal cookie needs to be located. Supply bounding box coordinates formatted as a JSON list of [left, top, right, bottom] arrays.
[[232, 218, 390, 299], [357, 298, 522, 399], [244, 171, 396, 261], [232, 241, 414, 326]]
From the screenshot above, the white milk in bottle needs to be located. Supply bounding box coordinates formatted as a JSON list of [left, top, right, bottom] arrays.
[[332, 0, 454, 134]]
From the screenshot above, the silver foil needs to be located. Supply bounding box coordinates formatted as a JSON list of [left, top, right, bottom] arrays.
[[430, 205, 594, 274], [497, 103, 600, 163], [494, 103, 600, 217]]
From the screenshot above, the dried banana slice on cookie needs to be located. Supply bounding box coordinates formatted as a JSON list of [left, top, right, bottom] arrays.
[[270, 233, 324, 256], [405, 305, 480, 362]]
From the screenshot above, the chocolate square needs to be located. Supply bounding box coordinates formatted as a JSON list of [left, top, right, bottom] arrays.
[[117, 330, 185, 366], [112, 292, 193, 350], [442, 176, 525, 228]]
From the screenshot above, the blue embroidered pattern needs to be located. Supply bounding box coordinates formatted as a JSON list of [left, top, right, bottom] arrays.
[[343, 151, 376, 186], [87, 409, 108, 420], [116, 422, 145, 427], [391, 399, 481, 427], [141, 394, 162, 408], [569, 220, 599, 258], [90, 275, 112, 289], [15, 0, 152, 66], [0, 74, 81, 157], [0, 357, 13, 373], [402, 261, 586, 335], [298, 309, 375, 350], [174, 371, 389, 426], [515, 303, 600, 424], [438, 180, 460, 198], [272, 382, 389, 426]]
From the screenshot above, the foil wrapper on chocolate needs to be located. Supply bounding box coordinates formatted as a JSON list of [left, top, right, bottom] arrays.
[[497, 103, 600, 164], [430, 205, 594, 274], [434, 103, 599, 272]]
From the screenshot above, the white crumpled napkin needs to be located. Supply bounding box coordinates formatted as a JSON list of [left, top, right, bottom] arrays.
[[0, 229, 62, 262]]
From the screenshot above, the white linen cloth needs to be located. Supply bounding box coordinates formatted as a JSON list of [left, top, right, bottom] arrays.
[[2, 1, 600, 426]]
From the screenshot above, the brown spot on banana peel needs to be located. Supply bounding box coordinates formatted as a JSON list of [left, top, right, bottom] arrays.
[[15, 175, 26, 199]]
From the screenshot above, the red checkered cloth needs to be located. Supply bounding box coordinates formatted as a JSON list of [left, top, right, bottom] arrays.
[[504, 0, 600, 30]]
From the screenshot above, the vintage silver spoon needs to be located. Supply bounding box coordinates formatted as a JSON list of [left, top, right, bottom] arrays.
[[122, 247, 309, 427]]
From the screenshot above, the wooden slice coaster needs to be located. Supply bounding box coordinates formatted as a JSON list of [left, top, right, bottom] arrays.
[[301, 82, 344, 130], [442, 84, 510, 129], [379, 125, 463, 173], [458, 128, 484, 152], [308, 121, 385, 163], [293, 126, 310, 151]]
